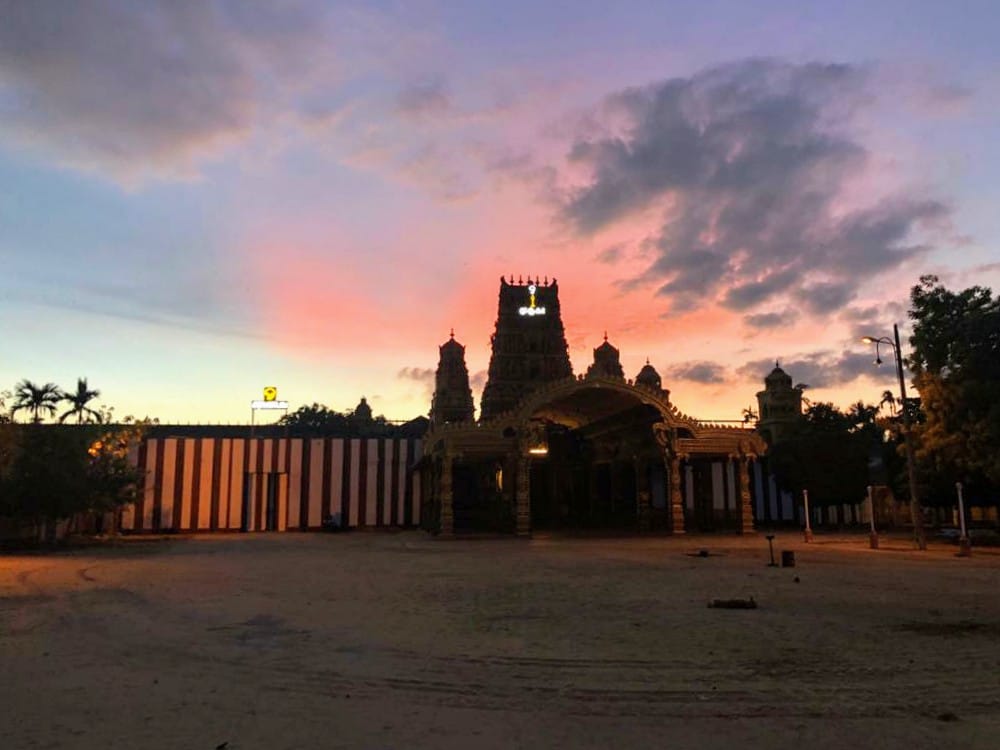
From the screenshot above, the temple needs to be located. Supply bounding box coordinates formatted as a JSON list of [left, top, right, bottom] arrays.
[[420, 276, 767, 536]]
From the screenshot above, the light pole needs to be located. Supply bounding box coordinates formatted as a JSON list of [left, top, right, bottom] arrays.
[[861, 324, 927, 550]]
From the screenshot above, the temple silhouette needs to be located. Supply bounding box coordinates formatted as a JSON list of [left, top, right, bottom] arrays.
[[420, 276, 768, 535], [95, 277, 846, 537]]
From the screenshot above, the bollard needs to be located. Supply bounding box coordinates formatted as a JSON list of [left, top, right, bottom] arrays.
[[867, 485, 879, 549], [781, 550, 795, 567], [956, 482, 972, 557], [765, 534, 777, 567]]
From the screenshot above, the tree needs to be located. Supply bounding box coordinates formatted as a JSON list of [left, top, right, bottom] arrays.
[[0, 419, 150, 541], [908, 275, 1000, 507], [768, 402, 874, 511], [278, 401, 394, 437], [878, 390, 897, 416], [83, 418, 151, 532], [10, 380, 64, 423], [279, 403, 352, 433], [59, 378, 102, 424]]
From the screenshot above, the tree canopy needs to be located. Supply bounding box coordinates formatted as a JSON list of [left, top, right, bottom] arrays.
[[908, 275, 1000, 502], [767, 401, 879, 507]]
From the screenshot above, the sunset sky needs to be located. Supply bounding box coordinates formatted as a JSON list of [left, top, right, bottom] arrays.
[[2, 1, 998, 425]]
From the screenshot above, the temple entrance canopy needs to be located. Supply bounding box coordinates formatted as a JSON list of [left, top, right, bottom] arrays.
[[421, 279, 766, 537]]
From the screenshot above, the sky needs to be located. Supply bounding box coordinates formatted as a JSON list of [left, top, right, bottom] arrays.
[[1, 0, 999, 425]]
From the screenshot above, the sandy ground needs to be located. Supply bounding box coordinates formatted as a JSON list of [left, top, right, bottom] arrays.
[[2, 531, 999, 750]]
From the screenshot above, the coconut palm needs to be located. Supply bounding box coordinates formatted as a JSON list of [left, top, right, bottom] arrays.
[[11, 380, 64, 423], [59, 378, 102, 423], [878, 389, 897, 416]]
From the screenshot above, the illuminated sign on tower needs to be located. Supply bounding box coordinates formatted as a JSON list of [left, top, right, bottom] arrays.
[[518, 284, 546, 316]]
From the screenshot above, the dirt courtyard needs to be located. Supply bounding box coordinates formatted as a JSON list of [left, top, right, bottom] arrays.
[[2, 531, 999, 749]]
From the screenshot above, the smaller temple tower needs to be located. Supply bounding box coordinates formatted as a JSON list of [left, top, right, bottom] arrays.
[[756, 362, 803, 445], [586, 333, 625, 380], [634, 359, 669, 400], [430, 330, 475, 427]]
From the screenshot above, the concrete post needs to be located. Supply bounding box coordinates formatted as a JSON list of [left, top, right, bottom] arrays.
[[636, 458, 651, 532]]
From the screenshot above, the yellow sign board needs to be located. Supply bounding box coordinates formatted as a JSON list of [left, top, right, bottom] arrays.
[[263, 386, 278, 402]]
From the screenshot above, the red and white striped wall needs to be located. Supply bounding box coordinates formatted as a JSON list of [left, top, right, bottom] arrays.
[[121, 437, 423, 533]]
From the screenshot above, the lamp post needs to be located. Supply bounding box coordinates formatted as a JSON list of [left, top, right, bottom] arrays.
[[861, 324, 927, 550]]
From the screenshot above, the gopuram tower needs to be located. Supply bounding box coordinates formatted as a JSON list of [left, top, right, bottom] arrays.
[[479, 276, 572, 420], [430, 330, 475, 427]]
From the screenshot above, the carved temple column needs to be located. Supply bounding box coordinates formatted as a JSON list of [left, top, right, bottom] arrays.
[[669, 454, 686, 534], [439, 452, 454, 536], [738, 455, 755, 534], [635, 458, 651, 532], [515, 456, 531, 537]]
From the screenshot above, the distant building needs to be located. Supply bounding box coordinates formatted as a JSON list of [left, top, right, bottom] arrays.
[[755, 363, 803, 445]]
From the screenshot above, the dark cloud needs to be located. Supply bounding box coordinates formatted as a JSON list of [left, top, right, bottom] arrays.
[[723, 270, 799, 311], [596, 244, 625, 264], [396, 77, 451, 118], [744, 310, 796, 329], [793, 282, 854, 315], [838, 300, 909, 343], [664, 361, 727, 384], [0, 0, 332, 178], [738, 350, 876, 389], [397, 367, 435, 383], [561, 59, 950, 314]]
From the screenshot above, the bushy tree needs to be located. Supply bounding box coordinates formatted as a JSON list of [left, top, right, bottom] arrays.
[[0, 419, 150, 541], [279, 402, 393, 437], [769, 402, 875, 507], [908, 275, 1000, 506]]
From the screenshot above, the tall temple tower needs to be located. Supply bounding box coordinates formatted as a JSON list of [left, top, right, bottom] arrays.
[[479, 276, 572, 420], [430, 331, 475, 427], [755, 362, 803, 445]]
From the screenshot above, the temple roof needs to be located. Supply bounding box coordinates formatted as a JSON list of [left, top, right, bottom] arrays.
[[635, 359, 662, 390], [765, 361, 793, 387]]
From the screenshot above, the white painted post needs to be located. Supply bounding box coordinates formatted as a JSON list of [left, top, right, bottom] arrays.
[[956, 482, 971, 556], [867, 485, 879, 549], [803, 489, 813, 543]]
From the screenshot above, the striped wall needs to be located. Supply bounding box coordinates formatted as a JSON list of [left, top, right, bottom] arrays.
[[122, 437, 423, 533]]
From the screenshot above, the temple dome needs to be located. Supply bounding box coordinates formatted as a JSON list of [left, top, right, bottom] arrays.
[[765, 362, 793, 388], [635, 359, 662, 390], [586, 333, 625, 380]]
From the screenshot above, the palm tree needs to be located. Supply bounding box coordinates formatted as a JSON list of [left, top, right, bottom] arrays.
[[11, 380, 64, 423], [878, 389, 897, 416], [60, 378, 102, 423]]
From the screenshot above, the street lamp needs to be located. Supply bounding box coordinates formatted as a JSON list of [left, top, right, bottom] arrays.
[[861, 324, 927, 550]]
